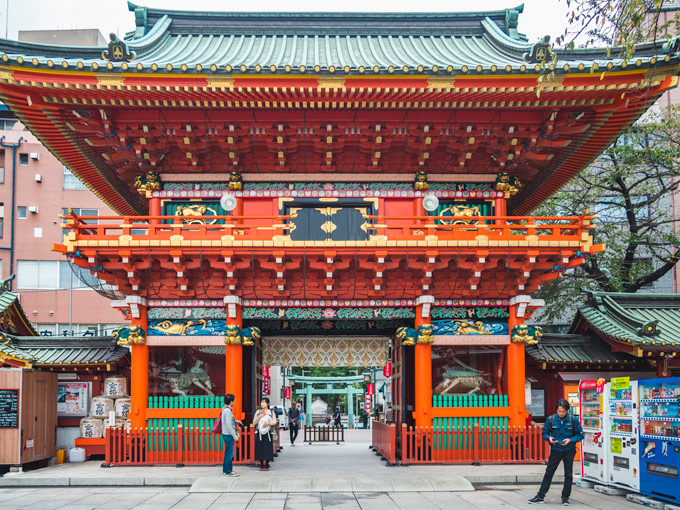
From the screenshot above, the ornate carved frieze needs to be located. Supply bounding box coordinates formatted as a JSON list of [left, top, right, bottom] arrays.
[[242, 307, 414, 320]]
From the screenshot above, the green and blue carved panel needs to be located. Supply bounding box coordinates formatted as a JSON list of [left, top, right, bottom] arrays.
[[148, 319, 226, 336], [432, 319, 508, 336], [431, 306, 509, 320], [148, 307, 226, 321]]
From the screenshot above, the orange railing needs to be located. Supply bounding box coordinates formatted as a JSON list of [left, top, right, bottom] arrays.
[[400, 424, 549, 465], [60, 212, 595, 245], [371, 421, 397, 465], [104, 425, 258, 466]]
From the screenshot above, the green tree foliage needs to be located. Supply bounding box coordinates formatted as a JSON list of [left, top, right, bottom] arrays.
[[556, 0, 680, 59], [533, 106, 680, 323]]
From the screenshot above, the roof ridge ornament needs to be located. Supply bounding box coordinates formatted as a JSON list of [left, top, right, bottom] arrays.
[[504, 4, 523, 39], [524, 35, 551, 63], [102, 33, 135, 63], [662, 35, 680, 54]]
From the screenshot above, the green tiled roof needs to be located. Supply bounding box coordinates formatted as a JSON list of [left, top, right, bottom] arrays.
[[0, 3, 677, 74], [0, 334, 129, 366], [526, 333, 640, 366], [570, 291, 680, 349]]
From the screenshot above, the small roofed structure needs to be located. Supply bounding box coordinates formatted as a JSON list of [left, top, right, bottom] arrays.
[[0, 275, 129, 370], [570, 291, 680, 377]]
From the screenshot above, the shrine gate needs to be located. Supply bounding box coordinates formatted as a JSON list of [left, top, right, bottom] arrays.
[[0, 3, 678, 463]]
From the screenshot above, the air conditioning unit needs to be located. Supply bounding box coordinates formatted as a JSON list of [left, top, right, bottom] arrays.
[[34, 174, 42, 182], [28, 206, 38, 213], [29, 152, 39, 160]]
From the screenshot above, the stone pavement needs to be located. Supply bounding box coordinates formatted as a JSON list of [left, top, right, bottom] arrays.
[[0, 484, 647, 509], [0, 430, 572, 489]]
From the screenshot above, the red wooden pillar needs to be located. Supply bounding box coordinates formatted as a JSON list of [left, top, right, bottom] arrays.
[[128, 297, 148, 430], [224, 296, 244, 421], [507, 295, 544, 427], [149, 195, 161, 225], [494, 197, 507, 224], [413, 295, 435, 428]]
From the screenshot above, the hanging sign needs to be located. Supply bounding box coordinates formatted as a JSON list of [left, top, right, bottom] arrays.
[[596, 378, 606, 393], [611, 377, 630, 391], [383, 362, 392, 378], [365, 394, 372, 413], [263, 376, 271, 395], [262, 366, 270, 378], [367, 383, 375, 396], [284, 387, 291, 400]]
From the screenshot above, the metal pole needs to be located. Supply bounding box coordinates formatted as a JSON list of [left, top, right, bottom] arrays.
[[69, 263, 73, 334]]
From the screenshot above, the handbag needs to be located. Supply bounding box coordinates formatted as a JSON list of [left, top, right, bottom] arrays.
[[271, 427, 278, 441], [211, 407, 224, 434]]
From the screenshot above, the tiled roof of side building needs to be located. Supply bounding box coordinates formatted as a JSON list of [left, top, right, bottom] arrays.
[[0, 334, 129, 367], [526, 333, 640, 365], [0, 3, 678, 75], [570, 291, 680, 349]]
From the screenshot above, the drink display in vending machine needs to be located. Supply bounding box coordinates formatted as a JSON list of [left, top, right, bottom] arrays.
[[580, 378, 608, 483], [639, 377, 680, 504], [606, 378, 639, 491]]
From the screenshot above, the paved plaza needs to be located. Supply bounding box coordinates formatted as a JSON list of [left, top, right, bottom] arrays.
[[0, 485, 648, 509]]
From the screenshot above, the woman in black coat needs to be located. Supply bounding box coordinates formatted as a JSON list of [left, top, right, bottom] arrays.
[[253, 397, 277, 471]]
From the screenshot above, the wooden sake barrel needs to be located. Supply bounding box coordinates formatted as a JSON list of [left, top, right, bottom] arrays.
[[115, 397, 131, 419], [91, 396, 114, 418], [103, 376, 127, 397], [79, 417, 103, 438]]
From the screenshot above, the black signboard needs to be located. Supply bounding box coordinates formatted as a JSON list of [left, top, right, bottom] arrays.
[[0, 389, 19, 428]]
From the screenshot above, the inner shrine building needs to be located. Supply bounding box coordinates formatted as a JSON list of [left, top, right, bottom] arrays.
[[0, 2, 678, 436]]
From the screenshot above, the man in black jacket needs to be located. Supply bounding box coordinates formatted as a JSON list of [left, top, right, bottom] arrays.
[[287, 404, 300, 446]]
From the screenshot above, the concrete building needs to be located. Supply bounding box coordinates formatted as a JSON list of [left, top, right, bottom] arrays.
[[0, 107, 123, 336]]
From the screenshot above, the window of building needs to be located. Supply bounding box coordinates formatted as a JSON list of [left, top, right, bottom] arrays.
[[0, 119, 17, 131], [0, 166, 4, 184], [62, 208, 98, 236], [63, 167, 87, 190], [0, 203, 4, 239], [17, 206, 27, 219], [19, 153, 28, 166], [17, 260, 60, 289]]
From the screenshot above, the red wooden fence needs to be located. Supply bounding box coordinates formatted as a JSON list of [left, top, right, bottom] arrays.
[[400, 424, 549, 465], [371, 421, 397, 465], [104, 425, 257, 466]]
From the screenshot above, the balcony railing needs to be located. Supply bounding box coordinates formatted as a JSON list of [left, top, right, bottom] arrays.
[[60, 212, 596, 248]]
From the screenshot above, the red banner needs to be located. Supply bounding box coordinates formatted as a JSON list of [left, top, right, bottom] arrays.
[[383, 362, 392, 378], [367, 383, 375, 396], [263, 376, 271, 395], [262, 365, 270, 378], [284, 387, 291, 400]]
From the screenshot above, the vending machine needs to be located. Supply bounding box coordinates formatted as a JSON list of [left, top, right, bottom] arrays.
[[580, 378, 608, 483], [639, 377, 680, 504], [606, 378, 640, 491]]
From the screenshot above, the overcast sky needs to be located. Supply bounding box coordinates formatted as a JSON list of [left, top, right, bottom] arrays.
[[0, 0, 569, 44]]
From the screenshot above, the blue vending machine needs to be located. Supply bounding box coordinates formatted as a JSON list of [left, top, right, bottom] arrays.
[[639, 377, 680, 504]]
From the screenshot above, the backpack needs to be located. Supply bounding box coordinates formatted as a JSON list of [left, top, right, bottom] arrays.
[[211, 406, 226, 434]]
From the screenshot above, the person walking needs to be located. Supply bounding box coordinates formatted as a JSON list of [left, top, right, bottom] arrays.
[[288, 403, 300, 446], [529, 399, 584, 506], [221, 393, 241, 477], [254, 397, 277, 471], [333, 407, 342, 427]]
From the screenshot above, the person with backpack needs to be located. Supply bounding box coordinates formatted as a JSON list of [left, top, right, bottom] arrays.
[[220, 393, 241, 477], [529, 398, 584, 506], [288, 403, 301, 446]]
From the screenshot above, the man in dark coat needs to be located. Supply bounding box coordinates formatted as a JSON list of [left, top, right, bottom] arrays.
[[529, 399, 584, 506], [287, 404, 300, 446]]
